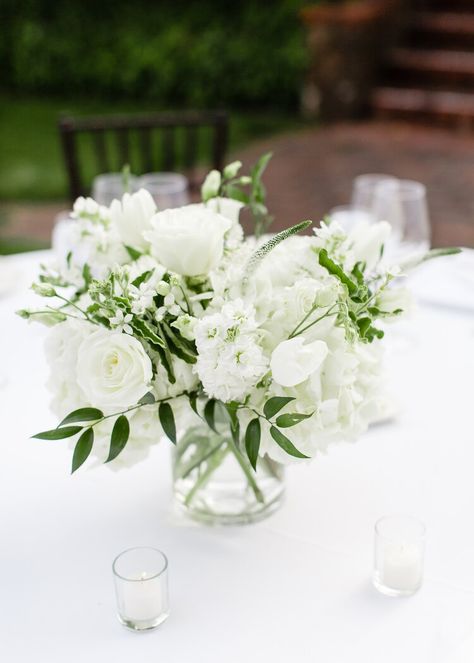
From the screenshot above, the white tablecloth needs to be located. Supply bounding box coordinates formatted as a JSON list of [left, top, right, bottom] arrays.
[[1, 250, 474, 663]]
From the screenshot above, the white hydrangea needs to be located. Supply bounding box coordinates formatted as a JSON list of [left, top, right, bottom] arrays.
[[194, 299, 268, 402]]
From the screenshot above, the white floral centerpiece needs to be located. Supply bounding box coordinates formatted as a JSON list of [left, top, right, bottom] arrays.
[[18, 155, 459, 524]]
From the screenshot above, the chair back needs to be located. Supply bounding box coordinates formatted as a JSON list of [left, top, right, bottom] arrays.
[[58, 110, 229, 202]]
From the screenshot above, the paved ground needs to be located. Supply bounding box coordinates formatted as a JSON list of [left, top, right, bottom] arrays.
[[1, 120, 473, 249]]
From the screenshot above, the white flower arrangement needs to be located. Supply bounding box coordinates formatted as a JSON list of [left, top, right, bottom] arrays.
[[18, 155, 459, 475]]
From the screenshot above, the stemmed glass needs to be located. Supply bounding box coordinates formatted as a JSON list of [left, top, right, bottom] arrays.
[[351, 174, 398, 212], [372, 179, 431, 261]]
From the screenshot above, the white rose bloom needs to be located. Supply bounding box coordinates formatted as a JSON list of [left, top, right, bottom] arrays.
[[270, 336, 328, 387], [110, 188, 156, 250], [44, 319, 95, 417], [76, 329, 153, 410], [144, 205, 231, 276], [206, 197, 244, 224]]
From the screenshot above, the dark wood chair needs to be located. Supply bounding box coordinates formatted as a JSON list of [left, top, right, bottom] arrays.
[[58, 110, 229, 202]]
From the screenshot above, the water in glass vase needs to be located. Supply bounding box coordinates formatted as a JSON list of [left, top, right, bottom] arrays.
[[172, 423, 285, 525]]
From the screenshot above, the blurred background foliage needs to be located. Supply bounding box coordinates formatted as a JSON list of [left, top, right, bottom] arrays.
[[1, 0, 309, 109]]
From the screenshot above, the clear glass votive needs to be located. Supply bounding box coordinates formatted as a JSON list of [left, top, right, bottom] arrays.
[[139, 172, 189, 209], [373, 515, 426, 597], [92, 173, 139, 205], [113, 547, 169, 631]]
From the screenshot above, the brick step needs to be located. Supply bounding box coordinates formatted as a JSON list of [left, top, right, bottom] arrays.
[[422, 0, 474, 10], [409, 12, 474, 50], [387, 48, 474, 89], [372, 86, 474, 127]]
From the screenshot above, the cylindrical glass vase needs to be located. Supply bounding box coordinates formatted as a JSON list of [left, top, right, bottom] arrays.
[[172, 424, 285, 526]]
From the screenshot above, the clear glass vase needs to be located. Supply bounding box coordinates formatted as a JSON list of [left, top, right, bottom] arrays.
[[172, 423, 285, 525]]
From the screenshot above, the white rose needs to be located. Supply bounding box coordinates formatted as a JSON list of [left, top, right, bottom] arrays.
[[144, 205, 231, 276], [206, 197, 244, 224], [45, 319, 95, 417], [348, 221, 391, 271], [76, 329, 153, 410], [270, 336, 328, 387], [110, 188, 157, 250]]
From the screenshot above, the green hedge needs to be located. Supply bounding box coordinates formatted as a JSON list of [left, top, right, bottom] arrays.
[[0, 0, 310, 108]]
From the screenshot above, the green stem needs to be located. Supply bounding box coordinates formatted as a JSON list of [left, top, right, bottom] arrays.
[[184, 445, 229, 506], [227, 437, 265, 504], [180, 439, 227, 480]]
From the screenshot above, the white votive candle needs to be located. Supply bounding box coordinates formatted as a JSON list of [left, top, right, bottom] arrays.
[[373, 516, 426, 597], [113, 548, 170, 631]]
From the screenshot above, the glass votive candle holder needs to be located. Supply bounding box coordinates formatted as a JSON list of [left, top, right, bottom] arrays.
[[113, 547, 170, 631], [373, 515, 426, 597]]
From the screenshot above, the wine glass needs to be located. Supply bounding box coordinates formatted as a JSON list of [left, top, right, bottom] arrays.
[[92, 173, 139, 205], [372, 179, 431, 261], [138, 173, 189, 210], [351, 174, 398, 212]]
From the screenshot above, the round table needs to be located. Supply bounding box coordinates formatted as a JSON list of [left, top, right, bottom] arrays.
[[1, 250, 473, 663]]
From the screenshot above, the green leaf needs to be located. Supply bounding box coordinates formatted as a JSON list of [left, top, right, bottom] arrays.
[[223, 184, 250, 205], [33, 426, 83, 440], [422, 247, 461, 262], [132, 319, 165, 348], [189, 393, 199, 416], [106, 415, 130, 463], [204, 399, 217, 433], [245, 418, 261, 470], [318, 249, 357, 295], [156, 326, 176, 384], [125, 245, 143, 261], [275, 412, 314, 428], [131, 269, 154, 289], [244, 220, 312, 280], [159, 402, 177, 444], [250, 151, 273, 184], [263, 396, 295, 420], [71, 428, 94, 473], [270, 426, 309, 459], [162, 323, 197, 364], [225, 403, 240, 446], [351, 261, 366, 285], [82, 263, 92, 288], [58, 408, 103, 427], [156, 341, 176, 385], [138, 391, 155, 405], [357, 317, 372, 337]]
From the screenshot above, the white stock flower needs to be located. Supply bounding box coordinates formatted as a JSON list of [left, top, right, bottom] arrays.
[[270, 336, 328, 387], [144, 205, 231, 276], [110, 188, 156, 250], [76, 329, 153, 410], [72, 196, 110, 222], [194, 300, 268, 402]]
